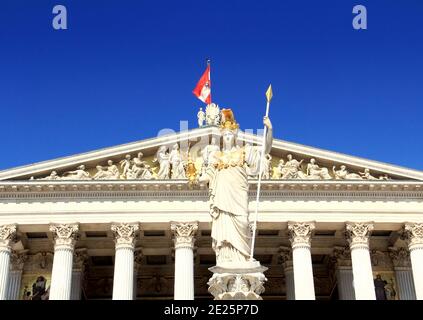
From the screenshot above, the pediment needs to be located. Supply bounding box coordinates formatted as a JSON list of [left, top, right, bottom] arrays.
[[0, 126, 422, 182]]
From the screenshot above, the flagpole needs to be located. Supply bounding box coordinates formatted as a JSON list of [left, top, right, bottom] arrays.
[[207, 58, 211, 104], [249, 85, 272, 260]]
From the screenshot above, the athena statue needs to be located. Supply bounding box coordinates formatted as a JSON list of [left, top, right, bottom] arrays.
[[199, 109, 273, 266]]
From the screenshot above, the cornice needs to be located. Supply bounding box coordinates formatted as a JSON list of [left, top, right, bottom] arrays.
[[0, 180, 421, 201]]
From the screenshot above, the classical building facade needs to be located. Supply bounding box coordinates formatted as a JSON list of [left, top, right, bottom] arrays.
[[0, 113, 422, 300]]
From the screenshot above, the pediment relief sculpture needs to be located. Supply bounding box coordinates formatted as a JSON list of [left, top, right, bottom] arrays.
[[271, 154, 391, 181], [28, 142, 393, 182]]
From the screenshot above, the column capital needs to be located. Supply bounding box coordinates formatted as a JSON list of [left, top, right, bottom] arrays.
[[73, 248, 89, 271], [0, 224, 17, 252], [11, 250, 28, 271], [171, 221, 198, 249], [404, 223, 423, 251], [111, 223, 139, 249], [345, 222, 373, 250], [287, 222, 315, 249], [50, 223, 79, 250], [388, 246, 411, 269], [332, 246, 352, 267]]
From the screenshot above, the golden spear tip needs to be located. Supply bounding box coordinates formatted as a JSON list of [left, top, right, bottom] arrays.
[[266, 84, 273, 102]]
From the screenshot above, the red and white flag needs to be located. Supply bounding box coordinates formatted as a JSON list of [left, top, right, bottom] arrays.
[[192, 64, 211, 104]]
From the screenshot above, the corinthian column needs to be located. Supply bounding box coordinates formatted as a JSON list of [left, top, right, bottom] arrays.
[[345, 222, 375, 300], [49, 223, 79, 300], [404, 223, 423, 300], [7, 250, 28, 300], [111, 223, 139, 300], [288, 222, 315, 300], [0, 224, 17, 300], [279, 246, 294, 300], [388, 246, 416, 300], [71, 248, 88, 300], [332, 246, 355, 300], [171, 221, 198, 300]]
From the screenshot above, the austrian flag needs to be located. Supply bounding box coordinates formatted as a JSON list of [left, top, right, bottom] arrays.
[[192, 64, 211, 104]]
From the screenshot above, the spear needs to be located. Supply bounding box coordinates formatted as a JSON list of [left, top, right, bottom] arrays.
[[249, 84, 273, 260]]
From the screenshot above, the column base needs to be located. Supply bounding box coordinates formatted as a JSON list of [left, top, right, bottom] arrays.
[[207, 261, 268, 300]]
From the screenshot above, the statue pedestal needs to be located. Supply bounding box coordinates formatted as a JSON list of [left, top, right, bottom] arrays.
[[207, 260, 268, 300]]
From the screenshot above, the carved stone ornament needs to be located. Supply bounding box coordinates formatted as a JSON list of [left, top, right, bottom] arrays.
[[278, 246, 293, 269], [171, 222, 198, 249], [345, 222, 374, 250], [404, 223, 423, 251], [73, 248, 89, 271], [111, 223, 139, 249], [11, 250, 28, 271], [388, 247, 411, 268], [49, 223, 79, 250], [134, 247, 144, 272], [34, 251, 54, 269], [370, 250, 393, 268], [287, 222, 315, 249], [0, 224, 17, 251], [332, 246, 352, 267], [208, 272, 267, 300]]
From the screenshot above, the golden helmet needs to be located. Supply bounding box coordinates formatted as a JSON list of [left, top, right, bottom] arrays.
[[220, 108, 239, 131]]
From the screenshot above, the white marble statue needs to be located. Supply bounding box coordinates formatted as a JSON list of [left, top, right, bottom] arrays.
[[205, 103, 220, 126], [306, 158, 332, 180], [131, 152, 147, 179], [200, 137, 220, 176], [332, 165, 362, 180], [62, 165, 91, 180], [260, 154, 272, 179], [197, 107, 206, 127], [93, 165, 108, 180], [169, 144, 187, 179], [360, 168, 378, 180], [281, 154, 304, 179], [106, 160, 120, 179], [154, 146, 171, 179], [38, 171, 60, 180], [93, 160, 119, 180], [271, 159, 285, 179], [119, 154, 132, 179], [199, 108, 273, 265]]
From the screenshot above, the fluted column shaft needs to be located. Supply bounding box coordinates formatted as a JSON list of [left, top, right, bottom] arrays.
[[49, 224, 79, 300], [404, 223, 423, 300], [0, 248, 11, 300], [279, 247, 294, 300], [6, 270, 22, 300], [171, 222, 198, 300], [70, 249, 88, 300], [395, 268, 416, 300], [389, 246, 416, 300], [7, 251, 28, 300], [333, 246, 355, 300], [346, 222, 375, 300], [288, 222, 315, 300], [0, 225, 17, 300], [284, 265, 295, 300], [336, 267, 355, 300], [111, 223, 139, 300], [70, 271, 83, 300]]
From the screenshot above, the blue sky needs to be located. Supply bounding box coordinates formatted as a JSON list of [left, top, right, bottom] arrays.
[[0, 0, 422, 171]]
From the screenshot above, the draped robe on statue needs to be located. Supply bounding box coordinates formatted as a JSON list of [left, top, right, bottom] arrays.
[[206, 144, 261, 265]]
